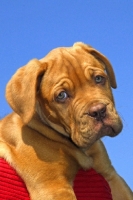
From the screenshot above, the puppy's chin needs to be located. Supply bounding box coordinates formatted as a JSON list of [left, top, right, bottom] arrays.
[[71, 132, 98, 149]]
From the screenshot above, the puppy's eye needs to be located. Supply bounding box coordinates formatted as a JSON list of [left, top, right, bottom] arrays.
[[56, 91, 68, 102], [95, 75, 105, 85]]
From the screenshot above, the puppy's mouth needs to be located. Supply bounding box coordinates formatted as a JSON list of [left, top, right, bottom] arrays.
[[72, 124, 115, 148], [70, 107, 123, 148]]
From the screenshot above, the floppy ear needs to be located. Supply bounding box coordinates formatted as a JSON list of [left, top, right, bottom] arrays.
[[6, 59, 47, 124], [74, 42, 117, 89], [89, 49, 117, 89]]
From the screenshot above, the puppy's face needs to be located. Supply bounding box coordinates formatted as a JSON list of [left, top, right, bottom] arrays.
[[37, 44, 123, 148]]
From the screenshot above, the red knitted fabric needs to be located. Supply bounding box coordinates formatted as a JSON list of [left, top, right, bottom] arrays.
[[0, 158, 112, 200], [74, 169, 112, 200], [0, 158, 30, 200]]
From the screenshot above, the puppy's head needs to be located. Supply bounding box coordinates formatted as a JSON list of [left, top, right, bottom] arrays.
[[6, 42, 123, 148]]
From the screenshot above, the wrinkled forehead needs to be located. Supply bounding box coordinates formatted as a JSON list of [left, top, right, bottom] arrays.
[[40, 47, 106, 92], [41, 46, 105, 73]]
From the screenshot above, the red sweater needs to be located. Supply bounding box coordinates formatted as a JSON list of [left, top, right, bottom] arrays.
[[0, 158, 112, 200]]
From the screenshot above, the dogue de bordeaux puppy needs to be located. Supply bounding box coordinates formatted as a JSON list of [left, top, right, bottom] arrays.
[[0, 42, 132, 200]]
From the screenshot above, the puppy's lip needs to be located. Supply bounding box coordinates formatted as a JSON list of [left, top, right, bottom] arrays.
[[101, 123, 122, 138], [108, 124, 123, 137], [71, 124, 120, 148], [102, 125, 115, 136]]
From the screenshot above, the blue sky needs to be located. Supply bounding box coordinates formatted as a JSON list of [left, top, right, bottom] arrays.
[[0, 1, 133, 189]]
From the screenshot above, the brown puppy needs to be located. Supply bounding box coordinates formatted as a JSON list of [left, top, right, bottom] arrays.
[[0, 42, 132, 200]]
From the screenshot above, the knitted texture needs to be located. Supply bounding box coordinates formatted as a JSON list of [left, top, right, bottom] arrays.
[[0, 158, 112, 200], [0, 158, 30, 200], [74, 169, 113, 200]]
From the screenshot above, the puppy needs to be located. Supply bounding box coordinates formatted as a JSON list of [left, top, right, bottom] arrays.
[[0, 42, 132, 200]]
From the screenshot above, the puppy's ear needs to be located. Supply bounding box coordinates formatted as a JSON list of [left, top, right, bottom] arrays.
[[74, 42, 117, 89], [89, 49, 117, 89], [6, 59, 47, 124]]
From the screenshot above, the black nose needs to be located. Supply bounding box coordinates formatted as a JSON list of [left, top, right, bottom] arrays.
[[88, 103, 106, 121]]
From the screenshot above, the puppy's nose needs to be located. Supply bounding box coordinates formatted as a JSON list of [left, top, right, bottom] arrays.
[[88, 103, 106, 121]]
